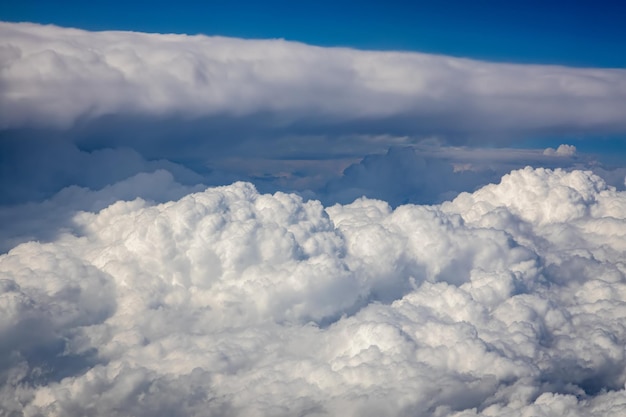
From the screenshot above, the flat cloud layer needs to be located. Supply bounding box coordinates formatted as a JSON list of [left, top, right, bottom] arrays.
[[2, 22, 626, 136], [2, 167, 626, 416]]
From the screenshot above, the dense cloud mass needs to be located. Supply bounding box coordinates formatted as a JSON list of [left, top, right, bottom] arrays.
[[2, 21, 626, 135], [2, 167, 626, 416]]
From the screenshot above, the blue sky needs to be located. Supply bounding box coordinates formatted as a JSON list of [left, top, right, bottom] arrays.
[[2, 0, 625, 67]]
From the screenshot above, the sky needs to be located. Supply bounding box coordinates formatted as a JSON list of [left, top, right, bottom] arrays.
[[2, 3, 626, 417], [2, 0, 626, 67]]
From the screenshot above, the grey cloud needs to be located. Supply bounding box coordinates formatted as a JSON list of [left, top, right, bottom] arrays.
[[2, 168, 626, 416], [0, 169, 205, 253], [0, 135, 204, 204], [322, 146, 499, 205], [319, 144, 625, 207]]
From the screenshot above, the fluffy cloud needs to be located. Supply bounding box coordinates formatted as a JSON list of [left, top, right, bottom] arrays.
[[2, 22, 626, 137], [2, 167, 626, 416], [543, 144, 577, 157]]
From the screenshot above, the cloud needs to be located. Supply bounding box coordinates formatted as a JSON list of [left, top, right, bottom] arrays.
[[2, 22, 626, 138], [2, 22, 625, 209], [319, 143, 626, 207], [543, 144, 577, 157], [0, 137, 204, 204], [0, 169, 205, 253], [2, 167, 626, 416], [1, 22, 625, 415], [322, 146, 499, 205]]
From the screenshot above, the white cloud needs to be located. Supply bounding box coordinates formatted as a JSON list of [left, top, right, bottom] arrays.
[[2, 167, 626, 416], [2, 22, 626, 138], [543, 144, 577, 157]]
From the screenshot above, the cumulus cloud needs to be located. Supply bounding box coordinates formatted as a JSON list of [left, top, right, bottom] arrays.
[[2, 167, 626, 416], [322, 146, 498, 205], [319, 143, 626, 207], [543, 144, 577, 157]]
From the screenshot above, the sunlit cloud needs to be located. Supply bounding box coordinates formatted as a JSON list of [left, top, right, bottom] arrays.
[[2, 22, 626, 138], [1, 168, 626, 416]]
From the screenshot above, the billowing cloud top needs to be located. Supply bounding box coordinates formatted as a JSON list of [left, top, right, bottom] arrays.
[[2, 167, 626, 416], [2, 22, 626, 137]]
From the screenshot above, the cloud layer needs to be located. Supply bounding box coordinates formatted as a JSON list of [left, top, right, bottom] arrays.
[[2, 22, 626, 208], [2, 167, 626, 416], [2, 22, 626, 137]]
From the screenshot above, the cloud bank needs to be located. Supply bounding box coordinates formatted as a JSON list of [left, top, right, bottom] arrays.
[[2, 21, 626, 137], [2, 22, 626, 208], [2, 167, 626, 416]]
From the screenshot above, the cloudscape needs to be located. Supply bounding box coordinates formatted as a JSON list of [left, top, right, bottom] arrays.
[[1, 5, 626, 416]]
